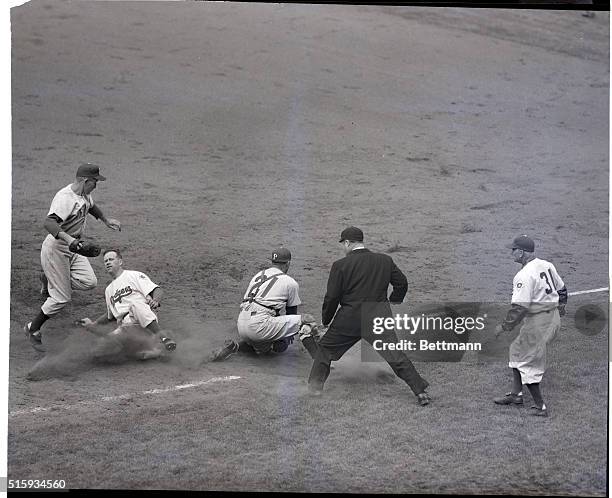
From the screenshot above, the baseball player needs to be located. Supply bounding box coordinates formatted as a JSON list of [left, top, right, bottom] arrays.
[[210, 247, 320, 361], [494, 235, 568, 417], [307, 227, 430, 406], [79, 249, 176, 359], [24, 164, 121, 352]]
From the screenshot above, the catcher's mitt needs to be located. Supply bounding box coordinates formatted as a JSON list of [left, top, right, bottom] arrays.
[[69, 239, 101, 257]]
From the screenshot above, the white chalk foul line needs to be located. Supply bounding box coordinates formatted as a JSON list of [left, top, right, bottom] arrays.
[[569, 287, 609, 297], [9, 375, 241, 418]]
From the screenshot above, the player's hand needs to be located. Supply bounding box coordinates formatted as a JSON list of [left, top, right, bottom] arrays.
[[105, 218, 122, 231], [116, 312, 128, 325], [146, 295, 161, 311], [494, 324, 504, 338], [79, 317, 95, 328]]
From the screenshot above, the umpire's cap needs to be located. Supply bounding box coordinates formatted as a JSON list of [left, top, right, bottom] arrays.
[[270, 247, 291, 263], [505, 234, 535, 252], [77, 163, 106, 181], [339, 226, 364, 243]]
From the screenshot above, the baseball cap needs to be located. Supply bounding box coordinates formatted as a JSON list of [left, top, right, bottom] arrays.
[[270, 247, 291, 263], [339, 226, 364, 243], [505, 234, 535, 252], [76, 163, 106, 181]]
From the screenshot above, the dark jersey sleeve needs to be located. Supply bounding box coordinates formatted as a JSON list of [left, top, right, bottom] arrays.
[[388, 260, 408, 304], [322, 260, 343, 326], [44, 214, 64, 238]]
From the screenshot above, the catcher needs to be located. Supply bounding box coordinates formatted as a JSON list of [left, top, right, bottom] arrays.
[[210, 247, 322, 361], [78, 249, 176, 360], [24, 163, 121, 352]]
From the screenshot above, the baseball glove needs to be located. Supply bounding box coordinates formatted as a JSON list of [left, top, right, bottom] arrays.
[[69, 239, 101, 257]]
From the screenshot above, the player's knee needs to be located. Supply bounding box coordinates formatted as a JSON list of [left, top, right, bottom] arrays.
[[73, 274, 97, 290], [82, 274, 97, 290]]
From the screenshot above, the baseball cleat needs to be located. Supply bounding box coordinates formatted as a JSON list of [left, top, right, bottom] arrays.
[[210, 339, 239, 362], [493, 392, 524, 405], [417, 392, 431, 406], [529, 405, 549, 417], [39, 272, 49, 298], [160, 336, 177, 352], [24, 322, 46, 353]]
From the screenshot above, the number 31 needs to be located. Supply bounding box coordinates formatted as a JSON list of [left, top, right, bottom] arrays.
[[539, 269, 557, 294]]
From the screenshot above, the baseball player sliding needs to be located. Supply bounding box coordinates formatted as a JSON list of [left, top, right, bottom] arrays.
[[210, 247, 320, 361], [79, 249, 176, 360], [24, 163, 121, 352], [494, 235, 568, 417]]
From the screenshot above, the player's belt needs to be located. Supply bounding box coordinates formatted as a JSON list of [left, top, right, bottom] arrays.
[[527, 308, 554, 315], [242, 300, 281, 317]]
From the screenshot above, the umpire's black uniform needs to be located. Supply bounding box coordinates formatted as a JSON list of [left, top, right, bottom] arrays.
[[308, 234, 429, 396]]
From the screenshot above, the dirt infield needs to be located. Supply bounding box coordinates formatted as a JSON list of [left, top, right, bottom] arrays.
[[9, 1, 608, 494]]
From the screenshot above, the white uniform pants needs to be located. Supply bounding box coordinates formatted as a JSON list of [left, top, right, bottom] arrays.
[[237, 308, 302, 354], [40, 235, 97, 316], [509, 309, 560, 384], [120, 302, 158, 329]]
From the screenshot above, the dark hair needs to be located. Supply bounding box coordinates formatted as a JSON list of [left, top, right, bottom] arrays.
[[103, 248, 123, 259]]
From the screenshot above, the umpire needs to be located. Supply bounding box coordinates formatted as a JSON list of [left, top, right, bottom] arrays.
[[307, 227, 431, 405]]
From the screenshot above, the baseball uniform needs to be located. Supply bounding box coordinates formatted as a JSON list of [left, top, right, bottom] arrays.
[[237, 267, 302, 354], [507, 258, 565, 384], [105, 270, 159, 328], [40, 184, 98, 316]]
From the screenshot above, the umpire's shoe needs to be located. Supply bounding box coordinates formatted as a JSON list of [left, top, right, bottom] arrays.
[[307, 383, 323, 397], [493, 392, 524, 405], [529, 405, 549, 417], [417, 392, 431, 406], [210, 339, 239, 362], [24, 322, 46, 353]]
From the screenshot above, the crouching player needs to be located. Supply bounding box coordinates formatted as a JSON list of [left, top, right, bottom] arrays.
[[79, 249, 176, 360], [210, 247, 323, 361]]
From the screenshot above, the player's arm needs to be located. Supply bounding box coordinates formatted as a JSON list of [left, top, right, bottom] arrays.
[[146, 286, 163, 311], [44, 214, 80, 245], [285, 280, 301, 316], [79, 313, 115, 336], [322, 262, 342, 326], [500, 304, 528, 331], [388, 260, 408, 304], [557, 286, 568, 316], [89, 204, 121, 231]]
